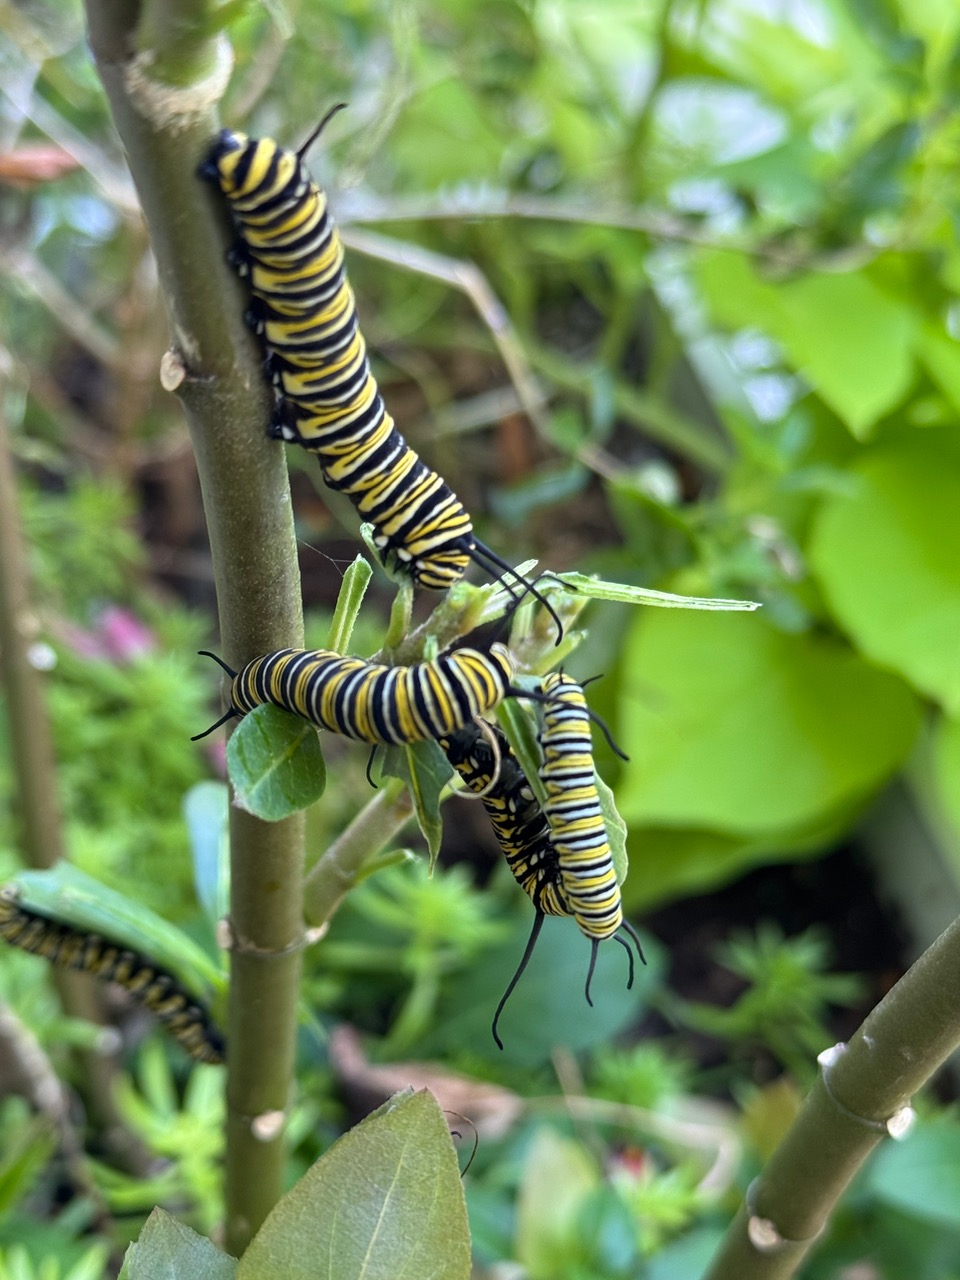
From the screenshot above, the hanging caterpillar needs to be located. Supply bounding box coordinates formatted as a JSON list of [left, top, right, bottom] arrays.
[[0, 890, 225, 1064], [538, 670, 643, 994], [198, 114, 561, 635], [441, 711, 643, 1049], [192, 644, 519, 746]]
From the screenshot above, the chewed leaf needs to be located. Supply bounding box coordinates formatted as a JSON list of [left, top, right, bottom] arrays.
[[325, 554, 373, 654], [381, 740, 451, 867]]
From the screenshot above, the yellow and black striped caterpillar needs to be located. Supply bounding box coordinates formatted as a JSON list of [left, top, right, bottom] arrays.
[[0, 890, 225, 1064], [441, 711, 643, 1048], [538, 671, 643, 988], [198, 116, 560, 634], [192, 644, 518, 746]]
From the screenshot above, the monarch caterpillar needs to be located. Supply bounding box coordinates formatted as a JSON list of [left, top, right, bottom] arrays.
[[192, 643, 519, 746], [198, 114, 561, 635], [442, 714, 643, 1049], [0, 890, 225, 1064], [538, 670, 644, 996]]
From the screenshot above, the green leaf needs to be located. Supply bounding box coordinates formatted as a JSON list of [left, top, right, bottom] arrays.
[[620, 805, 866, 912], [5, 864, 225, 1002], [516, 1129, 600, 1277], [227, 705, 326, 820], [615, 610, 921, 834], [119, 1208, 237, 1279], [867, 1118, 960, 1228], [559, 570, 759, 611], [381, 740, 451, 867], [325, 554, 373, 653], [596, 771, 628, 886], [697, 252, 917, 437], [917, 325, 960, 414], [182, 781, 230, 930], [237, 1090, 470, 1280], [646, 1227, 726, 1280], [810, 445, 960, 712]]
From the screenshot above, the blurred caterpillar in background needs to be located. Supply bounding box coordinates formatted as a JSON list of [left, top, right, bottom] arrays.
[[0, 890, 225, 1064]]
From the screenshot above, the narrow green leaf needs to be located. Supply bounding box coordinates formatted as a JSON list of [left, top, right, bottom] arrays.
[[237, 1090, 470, 1280], [119, 1208, 237, 1280], [558, 571, 759, 611], [596, 771, 628, 886], [182, 781, 230, 930], [498, 699, 545, 807], [227, 705, 326, 821], [6, 864, 225, 1001], [382, 741, 451, 867], [325, 554, 373, 653]]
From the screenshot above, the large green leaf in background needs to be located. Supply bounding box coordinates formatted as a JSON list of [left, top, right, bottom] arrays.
[[809, 444, 960, 714], [696, 250, 917, 437], [615, 609, 921, 835]]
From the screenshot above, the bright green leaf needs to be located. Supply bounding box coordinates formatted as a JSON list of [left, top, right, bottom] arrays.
[[237, 1090, 470, 1280], [810, 445, 960, 712], [119, 1208, 237, 1280], [697, 252, 917, 436], [325, 554, 373, 653], [227, 705, 326, 820], [917, 324, 960, 414], [559, 570, 759, 611], [615, 610, 921, 834]]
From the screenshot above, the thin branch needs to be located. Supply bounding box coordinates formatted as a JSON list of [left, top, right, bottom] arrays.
[[303, 781, 413, 927], [705, 912, 960, 1280]]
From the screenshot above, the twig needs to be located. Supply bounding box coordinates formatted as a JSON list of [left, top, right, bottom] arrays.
[[341, 227, 551, 439], [704, 912, 960, 1279]]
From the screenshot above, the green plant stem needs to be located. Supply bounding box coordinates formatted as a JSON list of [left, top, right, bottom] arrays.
[[0, 397, 145, 1169], [705, 912, 960, 1280], [85, 1, 306, 1253], [303, 780, 413, 926]]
